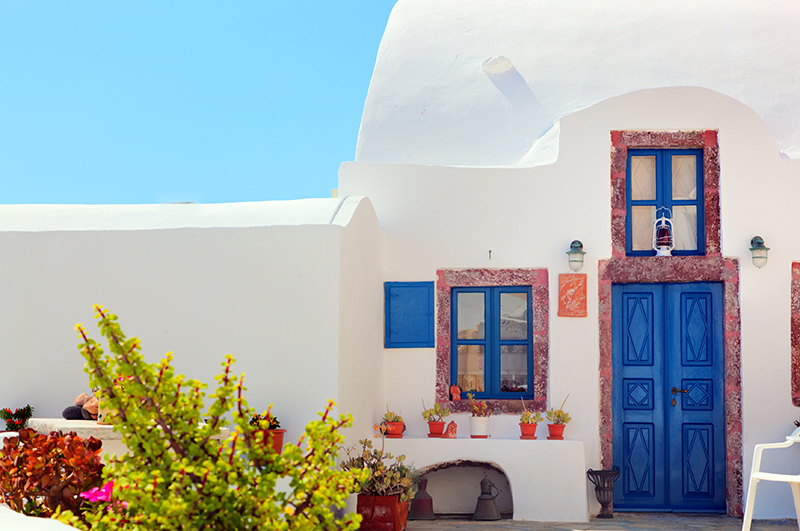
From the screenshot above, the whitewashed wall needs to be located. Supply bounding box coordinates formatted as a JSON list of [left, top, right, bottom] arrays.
[[0, 198, 384, 451], [358, 0, 800, 166], [337, 197, 386, 440], [341, 86, 800, 519]]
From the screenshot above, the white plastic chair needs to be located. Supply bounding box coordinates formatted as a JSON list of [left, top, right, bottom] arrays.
[[742, 428, 800, 531]]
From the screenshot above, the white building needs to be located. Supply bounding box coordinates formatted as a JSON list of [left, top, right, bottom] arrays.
[[3, 0, 800, 522]]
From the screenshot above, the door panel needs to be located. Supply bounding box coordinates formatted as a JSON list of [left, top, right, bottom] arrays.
[[613, 282, 725, 512]]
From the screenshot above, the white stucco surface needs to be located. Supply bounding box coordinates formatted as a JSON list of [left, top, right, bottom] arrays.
[[0, 197, 362, 232], [0, 197, 383, 462], [357, 0, 800, 166], [384, 438, 589, 522], [342, 86, 800, 519], [0, 505, 77, 530]]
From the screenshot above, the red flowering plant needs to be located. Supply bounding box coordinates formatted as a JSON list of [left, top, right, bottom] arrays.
[[0, 404, 34, 431]]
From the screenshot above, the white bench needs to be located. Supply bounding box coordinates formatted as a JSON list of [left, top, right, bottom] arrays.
[[742, 428, 800, 531], [384, 437, 589, 522]]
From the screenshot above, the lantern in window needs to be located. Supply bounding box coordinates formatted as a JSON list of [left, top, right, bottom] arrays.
[[652, 207, 674, 257]]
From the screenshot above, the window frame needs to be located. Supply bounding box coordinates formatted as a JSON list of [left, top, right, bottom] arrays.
[[450, 286, 534, 399], [435, 268, 548, 414], [625, 148, 705, 257]]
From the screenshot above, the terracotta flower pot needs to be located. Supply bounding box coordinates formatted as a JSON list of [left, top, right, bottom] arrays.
[[427, 421, 446, 438], [469, 417, 490, 438], [519, 422, 538, 439], [357, 494, 409, 531], [264, 428, 287, 454], [547, 423, 566, 440], [385, 422, 404, 439]]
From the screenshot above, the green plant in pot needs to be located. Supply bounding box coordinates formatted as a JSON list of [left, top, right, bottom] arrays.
[[421, 400, 450, 438], [0, 404, 34, 432], [545, 395, 571, 440], [519, 398, 543, 439], [381, 407, 405, 439], [466, 393, 493, 439], [340, 437, 417, 531], [249, 409, 286, 454]]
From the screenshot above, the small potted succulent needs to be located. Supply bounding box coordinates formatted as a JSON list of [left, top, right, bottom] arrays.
[[421, 400, 450, 438], [250, 410, 286, 454], [466, 393, 493, 438], [1, 404, 34, 432], [380, 407, 405, 439], [340, 437, 417, 531], [519, 398, 543, 439], [545, 395, 571, 440]]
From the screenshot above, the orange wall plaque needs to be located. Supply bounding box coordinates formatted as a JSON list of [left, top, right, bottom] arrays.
[[558, 274, 587, 317]]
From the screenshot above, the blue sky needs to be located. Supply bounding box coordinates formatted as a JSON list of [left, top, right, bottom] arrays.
[[0, 1, 397, 204]]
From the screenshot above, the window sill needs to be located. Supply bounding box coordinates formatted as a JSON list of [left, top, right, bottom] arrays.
[[444, 398, 546, 415]]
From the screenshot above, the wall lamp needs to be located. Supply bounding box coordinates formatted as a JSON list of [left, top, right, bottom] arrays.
[[749, 236, 769, 268], [567, 240, 586, 272]]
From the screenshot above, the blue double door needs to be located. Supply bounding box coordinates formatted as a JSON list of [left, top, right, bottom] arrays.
[[612, 282, 725, 512]]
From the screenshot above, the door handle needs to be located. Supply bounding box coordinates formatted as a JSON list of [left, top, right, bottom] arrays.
[[671, 387, 688, 395]]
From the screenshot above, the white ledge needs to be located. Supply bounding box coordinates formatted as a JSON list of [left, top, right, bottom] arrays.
[[383, 437, 588, 522], [28, 418, 230, 463]]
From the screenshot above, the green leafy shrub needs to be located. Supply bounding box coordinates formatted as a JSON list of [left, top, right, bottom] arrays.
[[0, 428, 104, 520], [57, 305, 367, 531]]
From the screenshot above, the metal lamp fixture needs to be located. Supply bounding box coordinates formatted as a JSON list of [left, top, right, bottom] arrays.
[[567, 240, 586, 272], [652, 207, 675, 257], [749, 236, 769, 268]]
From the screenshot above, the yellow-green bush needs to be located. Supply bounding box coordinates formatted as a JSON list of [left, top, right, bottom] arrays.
[[57, 305, 366, 530]]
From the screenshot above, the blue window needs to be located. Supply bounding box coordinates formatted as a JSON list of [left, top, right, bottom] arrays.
[[384, 282, 434, 348], [450, 286, 533, 399], [626, 149, 705, 256]]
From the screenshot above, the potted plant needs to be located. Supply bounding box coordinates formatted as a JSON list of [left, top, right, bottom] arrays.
[[466, 393, 492, 438], [381, 407, 405, 439], [250, 410, 286, 454], [340, 437, 416, 531], [519, 398, 543, 439], [545, 395, 571, 440], [421, 400, 450, 438], [0, 404, 34, 432]]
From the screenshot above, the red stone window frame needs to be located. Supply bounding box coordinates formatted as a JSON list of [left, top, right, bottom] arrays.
[[601, 130, 743, 517], [435, 268, 549, 414], [792, 263, 800, 406], [611, 130, 721, 258]]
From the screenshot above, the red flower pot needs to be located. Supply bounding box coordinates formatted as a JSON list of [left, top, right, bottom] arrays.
[[547, 423, 566, 440], [264, 429, 287, 454], [427, 421, 446, 438], [519, 422, 538, 439], [385, 422, 404, 439], [357, 495, 409, 531]]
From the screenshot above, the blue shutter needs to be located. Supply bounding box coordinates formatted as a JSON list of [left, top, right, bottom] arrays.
[[384, 282, 435, 348]]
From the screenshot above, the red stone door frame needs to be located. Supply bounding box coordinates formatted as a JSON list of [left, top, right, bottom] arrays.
[[600, 130, 743, 516]]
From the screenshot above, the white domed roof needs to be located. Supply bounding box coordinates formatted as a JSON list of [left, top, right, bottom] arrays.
[[356, 0, 800, 167]]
